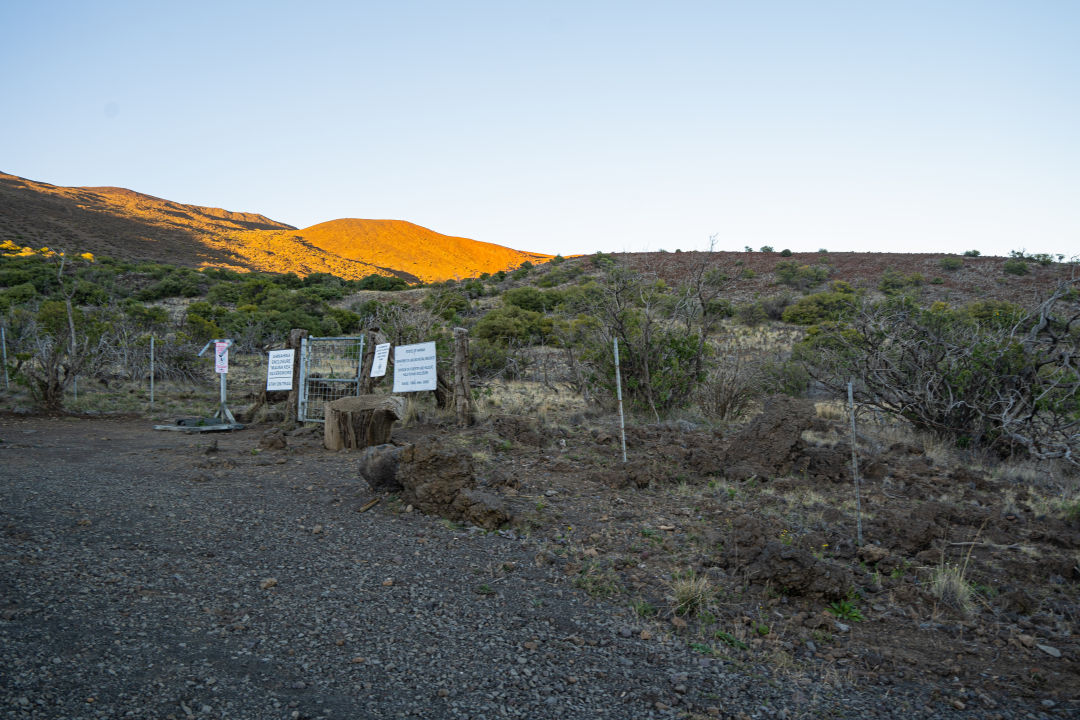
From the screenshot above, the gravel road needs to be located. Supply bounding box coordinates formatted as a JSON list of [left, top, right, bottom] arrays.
[[0, 417, 1065, 719]]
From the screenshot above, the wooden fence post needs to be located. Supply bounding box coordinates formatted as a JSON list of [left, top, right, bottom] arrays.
[[453, 327, 474, 427], [285, 328, 308, 427]]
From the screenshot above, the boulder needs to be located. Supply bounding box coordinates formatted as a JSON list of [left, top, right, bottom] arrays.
[[358, 444, 404, 492]]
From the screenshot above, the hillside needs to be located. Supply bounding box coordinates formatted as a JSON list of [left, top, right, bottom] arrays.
[[0, 171, 549, 283], [216, 219, 552, 284]]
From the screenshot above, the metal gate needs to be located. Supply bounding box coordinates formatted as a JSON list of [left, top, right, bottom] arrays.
[[297, 335, 365, 423]]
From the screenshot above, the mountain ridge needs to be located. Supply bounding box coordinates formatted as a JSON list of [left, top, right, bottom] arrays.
[[0, 171, 550, 283]]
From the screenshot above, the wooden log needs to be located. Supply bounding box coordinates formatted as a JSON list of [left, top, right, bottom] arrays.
[[323, 395, 405, 451], [359, 328, 387, 394]]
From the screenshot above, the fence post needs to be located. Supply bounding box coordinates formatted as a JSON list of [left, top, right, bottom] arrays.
[[453, 327, 474, 427], [847, 380, 863, 546], [285, 329, 308, 427], [614, 337, 627, 464], [1, 326, 8, 391], [149, 335, 155, 407]]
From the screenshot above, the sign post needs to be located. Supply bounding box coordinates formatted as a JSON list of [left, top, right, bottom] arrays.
[[149, 335, 155, 406], [197, 339, 238, 425]]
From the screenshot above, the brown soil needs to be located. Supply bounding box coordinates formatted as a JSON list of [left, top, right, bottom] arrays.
[[425, 404, 1080, 711]]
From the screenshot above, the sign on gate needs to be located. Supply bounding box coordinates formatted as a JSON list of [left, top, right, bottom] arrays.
[[393, 341, 437, 392], [370, 343, 391, 377], [266, 349, 294, 391]]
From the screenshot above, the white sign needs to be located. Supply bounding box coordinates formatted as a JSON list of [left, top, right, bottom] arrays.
[[393, 341, 437, 392], [370, 343, 391, 378], [214, 341, 229, 374], [266, 349, 295, 391]]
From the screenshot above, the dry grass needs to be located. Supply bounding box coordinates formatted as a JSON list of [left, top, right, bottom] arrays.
[[669, 570, 712, 617], [476, 380, 589, 418], [929, 563, 974, 616]]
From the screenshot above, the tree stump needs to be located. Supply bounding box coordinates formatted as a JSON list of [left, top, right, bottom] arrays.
[[323, 395, 405, 451]]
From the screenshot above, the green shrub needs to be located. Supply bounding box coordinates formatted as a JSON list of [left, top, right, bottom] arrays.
[[473, 305, 551, 344], [510, 261, 534, 280], [422, 289, 469, 320], [939, 256, 963, 271], [774, 261, 829, 290], [963, 249, 981, 257], [503, 286, 563, 312], [703, 298, 734, 318], [878, 269, 925, 295], [1003, 259, 1029, 276], [736, 302, 768, 326], [1, 282, 37, 310], [781, 291, 857, 325], [355, 274, 409, 291], [780, 248, 793, 257]]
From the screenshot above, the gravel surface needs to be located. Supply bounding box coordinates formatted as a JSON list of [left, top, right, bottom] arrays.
[[0, 417, 1068, 719]]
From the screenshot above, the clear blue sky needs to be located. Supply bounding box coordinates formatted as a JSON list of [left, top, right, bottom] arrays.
[[2, 1, 1077, 258]]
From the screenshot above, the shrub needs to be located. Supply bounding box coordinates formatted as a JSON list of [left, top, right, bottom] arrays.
[[1003, 259, 1029, 276], [759, 245, 775, 253], [510, 261, 534, 280], [735, 302, 768, 326], [356, 274, 409, 291], [781, 291, 857, 325], [760, 294, 793, 321], [878, 268, 925, 295], [780, 248, 793, 257], [939, 256, 963, 271], [795, 285, 1080, 463], [697, 352, 765, 421], [503, 286, 563, 312], [473, 305, 551, 344], [963, 249, 981, 257], [422, 289, 469, 321], [774, 261, 829, 290]]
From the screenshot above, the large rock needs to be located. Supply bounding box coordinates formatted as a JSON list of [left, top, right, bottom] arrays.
[[720, 395, 816, 480], [358, 444, 404, 492]]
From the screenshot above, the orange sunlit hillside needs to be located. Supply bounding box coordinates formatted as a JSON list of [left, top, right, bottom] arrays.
[[0, 171, 551, 283]]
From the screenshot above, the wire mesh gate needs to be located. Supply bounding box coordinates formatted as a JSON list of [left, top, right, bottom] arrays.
[[297, 335, 365, 423]]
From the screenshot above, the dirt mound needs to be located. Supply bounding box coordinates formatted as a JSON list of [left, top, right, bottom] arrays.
[[717, 516, 853, 600], [720, 395, 817, 480], [359, 442, 512, 529], [492, 414, 546, 447]]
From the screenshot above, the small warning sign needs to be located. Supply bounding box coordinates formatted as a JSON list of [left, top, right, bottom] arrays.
[[266, 349, 294, 391], [370, 343, 391, 378], [214, 341, 229, 374]]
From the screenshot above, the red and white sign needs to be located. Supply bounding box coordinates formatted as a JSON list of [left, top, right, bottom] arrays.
[[215, 341, 229, 374]]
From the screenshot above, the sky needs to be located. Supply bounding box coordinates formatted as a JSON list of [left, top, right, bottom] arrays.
[[1, 1, 1078, 258]]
